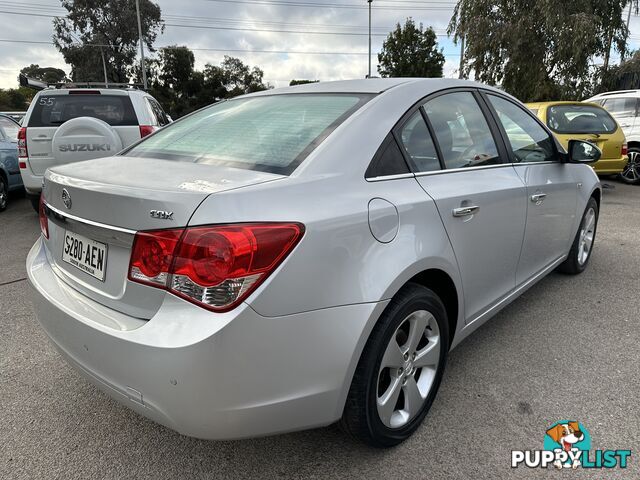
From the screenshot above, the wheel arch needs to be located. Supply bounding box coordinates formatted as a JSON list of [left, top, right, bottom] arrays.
[[404, 269, 459, 348], [590, 187, 601, 211]]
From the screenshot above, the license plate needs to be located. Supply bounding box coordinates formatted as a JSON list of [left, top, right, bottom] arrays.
[[61, 230, 108, 281]]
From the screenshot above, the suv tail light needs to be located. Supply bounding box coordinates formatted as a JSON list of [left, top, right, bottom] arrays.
[[128, 223, 304, 312], [39, 194, 49, 239], [622, 142, 628, 157], [139, 125, 154, 138], [18, 127, 27, 158]]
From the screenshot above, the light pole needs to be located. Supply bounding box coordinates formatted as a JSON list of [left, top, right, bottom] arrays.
[[367, 0, 372, 78], [135, 0, 147, 89]]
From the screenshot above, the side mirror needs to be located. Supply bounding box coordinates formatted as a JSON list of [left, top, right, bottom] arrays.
[[567, 140, 601, 163]]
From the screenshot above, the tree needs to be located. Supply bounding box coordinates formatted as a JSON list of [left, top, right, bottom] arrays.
[[449, 0, 630, 101], [20, 64, 68, 84], [378, 19, 445, 78], [53, 0, 164, 83]]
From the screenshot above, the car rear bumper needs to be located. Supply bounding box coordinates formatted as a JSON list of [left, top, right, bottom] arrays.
[[593, 156, 628, 175], [19, 160, 42, 194], [27, 238, 386, 440]]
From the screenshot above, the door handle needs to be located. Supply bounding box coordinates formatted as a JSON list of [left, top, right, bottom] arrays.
[[452, 206, 480, 217], [31, 137, 52, 142], [530, 193, 547, 204]]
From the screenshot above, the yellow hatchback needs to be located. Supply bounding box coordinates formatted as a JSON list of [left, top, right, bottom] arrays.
[[526, 101, 628, 175]]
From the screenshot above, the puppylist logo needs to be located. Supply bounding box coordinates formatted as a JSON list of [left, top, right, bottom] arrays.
[[511, 421, 632, 470]]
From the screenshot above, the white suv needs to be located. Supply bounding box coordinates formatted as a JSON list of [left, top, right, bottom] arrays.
[[587, 90, 640, 184], [18, 87, 170, 210]]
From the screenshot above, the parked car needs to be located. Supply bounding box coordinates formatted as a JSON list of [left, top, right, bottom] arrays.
[[526, 101, 627, 176], [0, 114, 23, 211], [27, 79, 601, 447], [0, 111, 26, 124], [18, 86, 170, 211], [586, 90, 640, 184]]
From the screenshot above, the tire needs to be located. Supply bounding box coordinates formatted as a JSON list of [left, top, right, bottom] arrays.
[[28, 194, 40, 213], [341, 283, 449, 447], [619, 148, 640, 185], [558, 197, 598, 275], [0, 175, 7, 211]]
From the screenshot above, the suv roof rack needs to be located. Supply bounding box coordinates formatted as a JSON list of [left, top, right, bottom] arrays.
[[48, 82, 144, 90], [18, 74, 144, 91]]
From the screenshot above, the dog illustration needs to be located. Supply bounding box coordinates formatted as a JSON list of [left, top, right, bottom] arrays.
[[546, 422, 585, 469]]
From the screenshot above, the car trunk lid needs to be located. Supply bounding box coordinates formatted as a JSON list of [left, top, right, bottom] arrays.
[[41, 156, 284, 319]]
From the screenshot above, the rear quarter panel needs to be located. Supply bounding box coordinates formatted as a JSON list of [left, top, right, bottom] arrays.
[[188, 174, 463, 320]]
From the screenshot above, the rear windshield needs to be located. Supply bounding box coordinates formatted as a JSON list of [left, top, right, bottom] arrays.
[[546, 104, 617, 134], [124, 93, 371, 175], [28, 94, 138, 127]]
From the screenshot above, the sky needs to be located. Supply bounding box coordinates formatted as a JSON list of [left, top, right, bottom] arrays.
[[0, 0, 639, 90]]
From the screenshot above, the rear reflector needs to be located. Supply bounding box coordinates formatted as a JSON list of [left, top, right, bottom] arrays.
[[19, 161, 26, 169], [39, 194, 49, 239], [622, 143, 628, 157], [139, 125, 154, 138], [17, 127, 27, 158], [128, 223, 304, 312]]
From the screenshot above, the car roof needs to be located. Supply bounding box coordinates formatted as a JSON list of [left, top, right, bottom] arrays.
[[590, 90, 640, 98], [244, 78, 496, 96], [526, 101, 603, 108], [36, 88, 147, 97], [0, 113, 20, 125]]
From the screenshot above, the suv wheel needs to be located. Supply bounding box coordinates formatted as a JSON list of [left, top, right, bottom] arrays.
[[558, 197, 598, 275], [0, 176, 7, 211], [620, 148, 640, 185], [341, 283, 449, 447]]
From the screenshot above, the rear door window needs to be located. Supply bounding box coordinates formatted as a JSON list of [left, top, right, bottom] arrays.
[[602, 97, 637, 118], [28, 94, 138, 127], [398, 110, 440, 172], [0, 116, 19, 140], [146, 97, 169, 126], [423, 91, 501, 169]]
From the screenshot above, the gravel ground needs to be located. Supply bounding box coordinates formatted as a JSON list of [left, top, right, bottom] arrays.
[[1, 181, 639, 479]]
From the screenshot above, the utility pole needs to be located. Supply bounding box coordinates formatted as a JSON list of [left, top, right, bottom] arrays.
[[622, 1, 633, 63], [367, 0, 372, 78], [135, 0, 147, 89], [100, 46, 109, 87], [458, 33, 465, 79]]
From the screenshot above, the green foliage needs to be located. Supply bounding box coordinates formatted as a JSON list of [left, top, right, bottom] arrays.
[[449, 0, 631, 101], [378, 18, 445, 78], [596, 50, 640, 93], [140, 49, 271, 118], [53, 0, 164, 83], [20, 64, 68, 84], [0, 87, 35, 111], [289, 79, 319, 86]]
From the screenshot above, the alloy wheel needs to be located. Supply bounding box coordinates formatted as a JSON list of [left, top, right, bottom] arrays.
[[621, 151, 640, 183], [376, 310, 441, 429], [577, 207, 596, 266]]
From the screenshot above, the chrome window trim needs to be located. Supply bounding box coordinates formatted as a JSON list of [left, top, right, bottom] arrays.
[[365, 172, 415, 182], [413, 163, 510, 177], [44, 202, 137, 236]]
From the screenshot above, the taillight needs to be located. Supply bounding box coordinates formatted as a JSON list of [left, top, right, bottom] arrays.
[[139, 125, 154, 138], [622, 142, 628, 157], [39, 194, 49, 239], [18, 127, 27, 158], [128, 223, 304, 312]]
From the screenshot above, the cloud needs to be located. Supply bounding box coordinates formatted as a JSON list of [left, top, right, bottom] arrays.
[[1, 0, 636, 90]]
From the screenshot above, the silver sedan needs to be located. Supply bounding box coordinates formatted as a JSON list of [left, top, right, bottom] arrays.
[[27, 78, 601, 447]]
